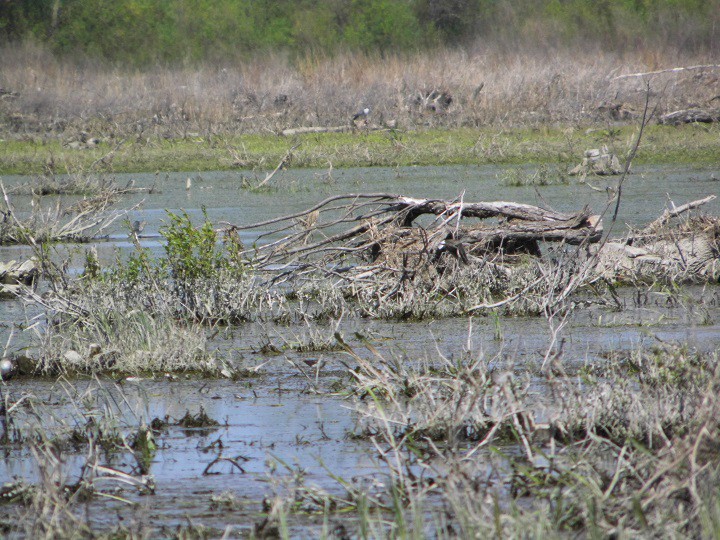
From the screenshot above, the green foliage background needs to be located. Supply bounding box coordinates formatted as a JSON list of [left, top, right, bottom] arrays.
[[1, 0, 718, 65]]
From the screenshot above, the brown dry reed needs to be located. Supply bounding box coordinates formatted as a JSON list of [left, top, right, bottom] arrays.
[[331, 336, 720, 538], [1, 41, 718, 139]]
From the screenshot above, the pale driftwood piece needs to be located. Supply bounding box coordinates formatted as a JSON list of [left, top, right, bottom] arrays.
[[0, 259, 38, 298], [659, 109, 720, 125], [386, 196, 579, 226], [230, 193, 603, 277], [612, 64, 720, 80], [0, 259, 37, 285], [255, 144, 299, 188], [280, 124, 389, 136], [281, 126, 350, 136], [644, 195, 717, 232]]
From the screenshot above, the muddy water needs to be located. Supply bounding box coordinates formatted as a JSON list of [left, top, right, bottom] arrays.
[[0, 164, 718, 535]]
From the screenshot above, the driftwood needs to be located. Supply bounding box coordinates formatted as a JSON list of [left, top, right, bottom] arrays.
[[281, 125, 351, 136], [659, 108, 720, 125], [280, 124, 390, 137], [218, 193, 605, 316], [256, 144, 299, 188], [230, 193, 602, 274], [0, 258, 38, 298], [612, 64, 720, 80], [220, 192, 719, 319], [594, 196, 719, 283]]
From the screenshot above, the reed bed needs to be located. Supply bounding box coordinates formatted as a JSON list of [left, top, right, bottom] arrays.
[[1, 42, 717, 140], [256, 336, 720, 538]]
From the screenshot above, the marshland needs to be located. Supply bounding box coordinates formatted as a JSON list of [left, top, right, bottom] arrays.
[[1, 2, 720, 538]]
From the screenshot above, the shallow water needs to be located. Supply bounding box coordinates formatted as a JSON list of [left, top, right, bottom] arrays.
[[0, 163, 718, 535]]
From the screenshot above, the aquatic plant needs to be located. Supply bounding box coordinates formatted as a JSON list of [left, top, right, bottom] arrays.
[[336, 335, 720, 537], [498, 164, 570, 187], [0, 182, 134, 246]]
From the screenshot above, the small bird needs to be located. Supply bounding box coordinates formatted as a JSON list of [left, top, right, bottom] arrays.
[[0, 357, 16, 380], [352, 107, 370, 122], [131, 220, 147, 236], [437, 237, 469, 264]]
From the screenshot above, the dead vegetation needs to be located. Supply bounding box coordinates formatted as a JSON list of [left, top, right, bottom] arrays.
[[596, 195, 720, 284], [1, 189, 719, 536], [13, 188, 716, 378], [1, 43, 718, 139], [330, 335, 720, 538], [0, 178, 141, 246], [0, 52, 718, 536], [226, 193, 604, 318]]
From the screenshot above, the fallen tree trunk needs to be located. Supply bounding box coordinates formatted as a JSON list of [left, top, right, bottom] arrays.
[[281, 125, 350, 136], [229, 193, 602, 270], [659, 108, 720, 125], [594, 196, 719, 283], [280, 124, 389, 136]]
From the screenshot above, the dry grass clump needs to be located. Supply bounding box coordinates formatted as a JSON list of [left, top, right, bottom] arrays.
[[0, 379, 158, 537], [23, 273, 234, 375], [348, 255, 547, 320], [0, 181, 134, 246], [7, 172, 146, 198], [1, 41, 717, 138], [98, 260, 288, 325], [336, 336, 720, 537], [37, 305, 213, 375]]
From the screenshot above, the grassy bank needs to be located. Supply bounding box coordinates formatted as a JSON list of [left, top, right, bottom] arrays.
[[1, 123, 718, 175]]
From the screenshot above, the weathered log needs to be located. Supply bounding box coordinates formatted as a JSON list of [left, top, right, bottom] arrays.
[[594, 197, 720, 283], [280, 124, 391, 136], [460, 209, 603, 249], [386, 196, 582, 226], [231, 193, 602, 272], [281, 125, 350, 136], [659, 108, 720, 125], [612, 64, 720, 80]]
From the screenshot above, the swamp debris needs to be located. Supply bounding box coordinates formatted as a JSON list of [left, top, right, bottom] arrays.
[[595, 195, 719, 283], [568, 146, 622, 176], [0, 258, 38, 298], [233, 193, 603, 270], [659, 108, 720, 125], [6, 174, 150, 197], [227, 193, 603, 316], [227, 192, 720, 315], [0, 182, 136, 245]]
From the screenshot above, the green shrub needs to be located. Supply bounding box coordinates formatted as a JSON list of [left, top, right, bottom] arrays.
[[5, 0, 716, 65]]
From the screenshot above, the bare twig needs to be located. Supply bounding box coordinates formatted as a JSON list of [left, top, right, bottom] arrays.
[[612, 64, 720, 79]]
